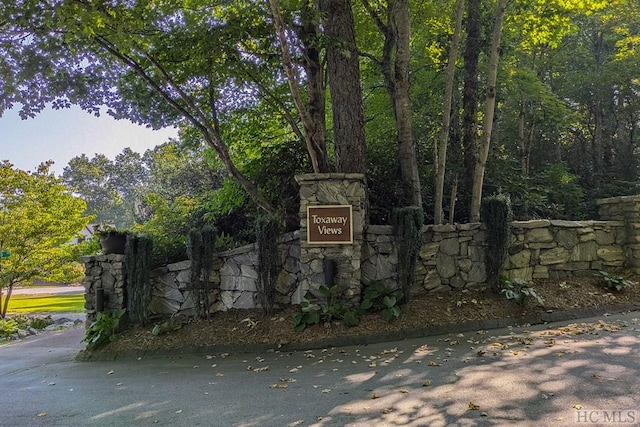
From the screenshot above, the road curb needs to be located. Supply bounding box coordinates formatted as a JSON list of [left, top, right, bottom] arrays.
[[76, 302, 640, 362]]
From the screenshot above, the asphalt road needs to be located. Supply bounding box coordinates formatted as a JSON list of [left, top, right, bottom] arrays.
[[1, 311, 639, 426]]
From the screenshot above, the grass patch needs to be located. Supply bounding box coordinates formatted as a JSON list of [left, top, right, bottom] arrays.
[[5, 293, 85, 314]]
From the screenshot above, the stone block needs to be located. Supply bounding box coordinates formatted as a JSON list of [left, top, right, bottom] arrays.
[[570, 241, 598, 262], [419, 243, 439, 260], [508, 249, 532, 269], [436, 253, 456, 279], [597, 246, 624, 263], [594, 229, 615, 245], [532, 265, 549, 279], [515, 219, 551, 229], [440, 238, 459, 256], [539, 247, 570, 265], [526, 227, 554, 243], [167, 260, 191, 271], [556, 229, 579, 249]]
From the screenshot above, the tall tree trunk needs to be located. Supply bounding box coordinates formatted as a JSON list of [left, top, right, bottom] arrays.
[[469, 0, 508, 222], [393, 0, 421, 207], [268, 0, 330, 173], [434, 0, 464, 224], [461, 0, 481, 222], [321, 0, 366, 174], [362, 0, 420, 207]]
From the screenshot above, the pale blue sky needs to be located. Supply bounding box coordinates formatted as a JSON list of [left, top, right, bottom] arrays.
[[0, 106, 178, 175]]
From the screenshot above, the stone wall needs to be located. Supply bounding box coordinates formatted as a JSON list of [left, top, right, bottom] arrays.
[[141, 232, 302, 318], [83, 195, 640, 319], [81, 254, 126, 324]]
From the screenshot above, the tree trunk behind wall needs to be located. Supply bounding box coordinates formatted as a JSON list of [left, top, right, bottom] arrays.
[[321, 0, 367, 174]]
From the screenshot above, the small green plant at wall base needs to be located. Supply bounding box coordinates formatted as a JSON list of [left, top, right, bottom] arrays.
[[558, 281, 570, 290], [241, 317, 258, 329], [500, 278, 544, 307], [292, 294, 321, 332], [82, 309, 126, 350], [151, 316, 185, 336], [0, 318, 19, 337], [595, 270, 637, 291], [361, 281, 402, 322], [293, 285, 360, 331]]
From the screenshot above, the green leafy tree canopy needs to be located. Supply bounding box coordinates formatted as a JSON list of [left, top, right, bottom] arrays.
[[0, 161, 92, 317]]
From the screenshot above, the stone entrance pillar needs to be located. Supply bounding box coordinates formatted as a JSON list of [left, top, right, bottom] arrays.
[[295, 173, 366, 304], [597, 195, 640, 274]]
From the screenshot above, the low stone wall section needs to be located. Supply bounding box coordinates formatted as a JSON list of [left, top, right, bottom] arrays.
[[83, 196, 639, 318], [145, 232, 303, 317]]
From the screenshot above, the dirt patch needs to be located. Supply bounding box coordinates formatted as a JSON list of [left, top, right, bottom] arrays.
[[93, 276, 640, 355]]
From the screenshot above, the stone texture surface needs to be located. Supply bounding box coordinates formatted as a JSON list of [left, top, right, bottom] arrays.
[[83, 193, 640, 320]]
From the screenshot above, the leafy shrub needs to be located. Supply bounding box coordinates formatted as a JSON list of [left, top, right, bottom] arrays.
[[500, 278, 544, 307], [360, 281, 402, 322], [595, 270, 636, 292], [29, 316, 53, 330], [292, 285, 359, 331], [0, 318, 19, 337], [82, 309, 126, 350]]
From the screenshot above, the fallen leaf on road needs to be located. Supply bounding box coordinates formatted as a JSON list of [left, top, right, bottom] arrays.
[[371, 393, 381, 399], [399, 389, 409, 394], [107, 370, 114, 375], [37, 412, 47, 417], [270, 384, 288, 389], [382, 408, 393, 414], [573, 404, 583, 409], [468, 402, 480, 410], [423, 380, 432, 387], [428, 361, 440, 367]]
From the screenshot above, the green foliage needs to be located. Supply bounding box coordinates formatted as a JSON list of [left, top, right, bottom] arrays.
[[151, 316, 186, 336], [255, 216, 281, 315], [0, 318, 19, 337], [125, 233, 153, 326], [82, 309, 126, 350], [595, 270, 637, 292], [292, 285, 360, 331], [29, 316, 53, 330], [187, 226, 218, 319], [0, 162, 92, 317], [500, 278, 545, 307], [392, 207, 424, 303], [63, 150, 149, 229], [360, 281, 402, 322], [481, 194, 513, 292]]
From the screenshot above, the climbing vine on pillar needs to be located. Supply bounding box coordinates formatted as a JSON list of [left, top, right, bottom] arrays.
[[256, 215, 281, 314], [187, 226, 218, 319], [392, 206, 424, 303], [125, 233, 153, 326], [481, 193, 513, 293]]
